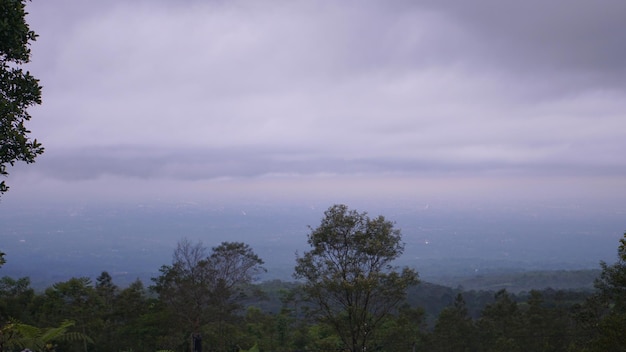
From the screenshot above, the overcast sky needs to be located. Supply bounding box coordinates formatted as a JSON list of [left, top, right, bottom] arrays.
[[7, 0, 626, 206]]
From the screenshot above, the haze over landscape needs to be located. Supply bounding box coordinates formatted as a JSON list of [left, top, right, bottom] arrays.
[[2, 0, 626, 287]]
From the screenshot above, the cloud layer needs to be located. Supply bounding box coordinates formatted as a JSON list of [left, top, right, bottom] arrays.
[[9, 0, 626, 204]]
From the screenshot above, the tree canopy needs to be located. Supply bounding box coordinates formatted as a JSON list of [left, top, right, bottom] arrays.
[[588, 232, 626, 351], [0, 0, 43, 196], [2, 230, 626, 351], [151, 239, 265, 350], [294, 204, 419, 352]]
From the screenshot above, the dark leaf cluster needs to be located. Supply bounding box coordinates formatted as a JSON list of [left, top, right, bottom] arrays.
[[0, 0, 43, 195]]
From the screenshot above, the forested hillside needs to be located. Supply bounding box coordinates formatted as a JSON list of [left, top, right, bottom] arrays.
[[1, 233, 624, 352], [429, 269, 601, 293], [1, 206, 624, 351]]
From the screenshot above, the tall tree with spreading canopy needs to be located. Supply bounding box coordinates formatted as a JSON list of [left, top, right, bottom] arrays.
[[0, 0, 43, 196], [152, 239, 265, 350], [294, 204, 419, 352]]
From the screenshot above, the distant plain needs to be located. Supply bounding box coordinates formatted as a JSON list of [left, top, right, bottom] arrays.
[[1, 199, 623, 289]]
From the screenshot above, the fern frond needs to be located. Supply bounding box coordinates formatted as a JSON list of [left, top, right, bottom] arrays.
[[39, 320, 74, 343], [56, 331, 94, 344], [11, 322, 41, 339], [239, 343, 260, 352]]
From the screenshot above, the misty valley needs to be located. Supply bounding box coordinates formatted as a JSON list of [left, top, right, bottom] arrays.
[[1, 201, 625, 351], [1, 200, 621, 287]]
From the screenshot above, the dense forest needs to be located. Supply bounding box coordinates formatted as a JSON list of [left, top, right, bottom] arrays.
[[0, 272, 605, 352], [1, 226, 625, 352]]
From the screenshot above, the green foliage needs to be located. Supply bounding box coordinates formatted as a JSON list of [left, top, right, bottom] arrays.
[[1, 319, 93, 352], [0, 271, 602, 352], [4, 231, 626, 351], [238, 342, 259, 352], [31, 278, 102, 352], [476, 289, 522, 351], [435, 269, 600, 293], [596, 232, 626, 312], [428, 294, 477, 352], [373, 304, 426, 351], [580, 232, 626, 351], [306, 323, 343, 351], [0, 0, 43, 195], [0, 276, 34, 323], [151, 239, 265, 349], [294, 204, 419, 352]]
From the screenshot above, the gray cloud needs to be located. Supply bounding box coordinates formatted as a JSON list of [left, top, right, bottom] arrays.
[[23, 142, 626, 184], [419, 0, 626, 89], [9, 0, 626, 204]]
